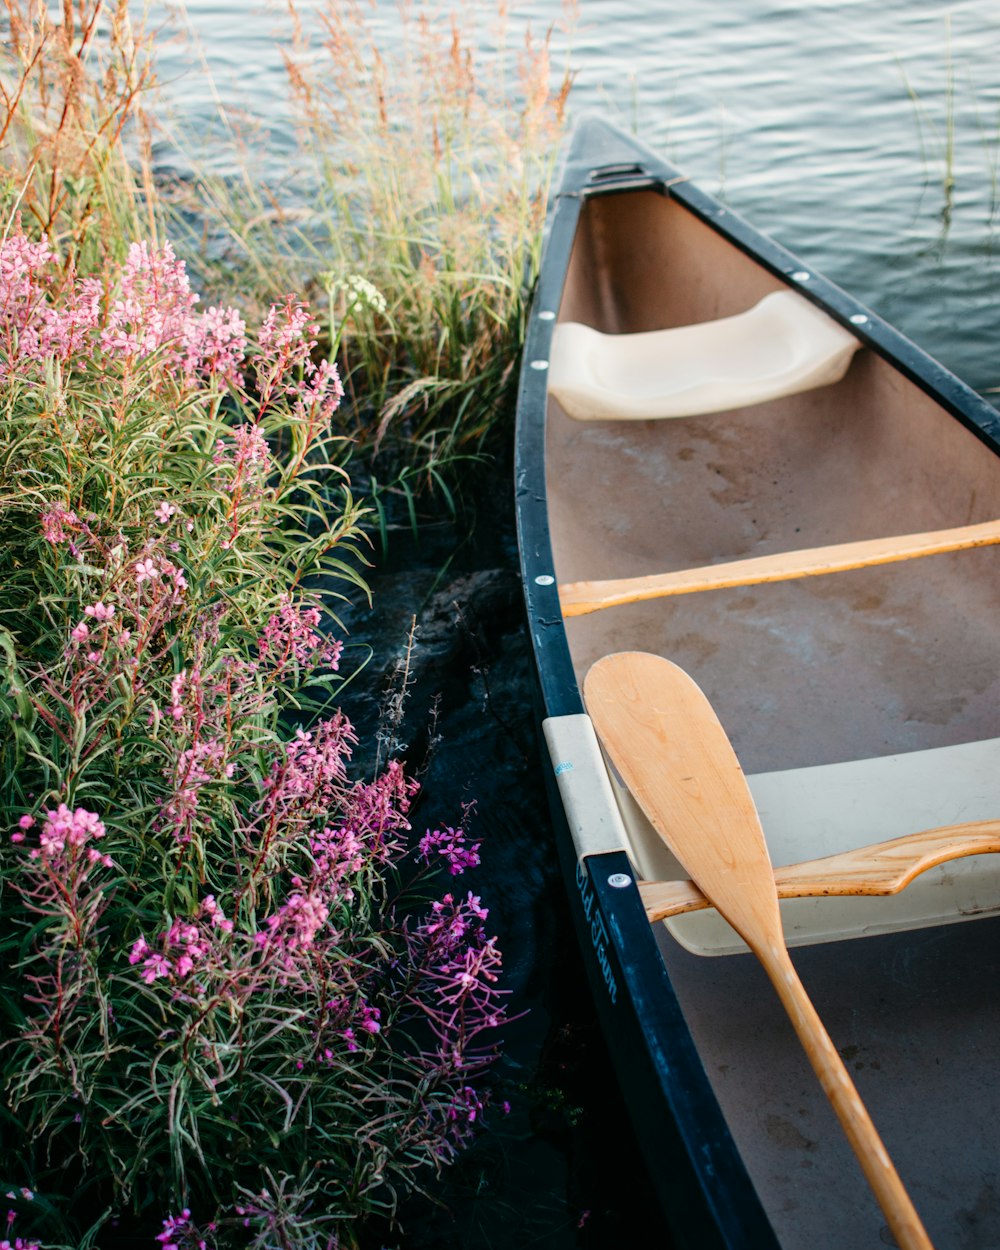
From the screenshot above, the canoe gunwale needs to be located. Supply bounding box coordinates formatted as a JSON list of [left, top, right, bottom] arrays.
[[664, 178, 1000, 454], [515, 118, 782, 1249], [514, 115, 1000, 1250]]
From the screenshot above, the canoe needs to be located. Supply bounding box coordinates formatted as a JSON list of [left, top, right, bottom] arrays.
[[514, 116, 1000, 1250]]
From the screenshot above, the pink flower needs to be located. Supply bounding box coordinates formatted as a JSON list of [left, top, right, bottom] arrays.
[[258, 298, 316, 357], [188, 304, 246, 384], [134, 558, 159, 584], [290, 357, 344, 426], [83, 601, 115, 621], [140, 953, 172, 984], [70, 622, 89, 643], [161, 561, 187, 591], [156, 1208, 200, 1249], [154, 502, 177, 524], [213, 424, 271, 496], [169, 670, 189, 721], [0, 232, 54, 296], [447, 1085, 484, 1125], [358, 1002, 382, 1034], [201, 894, 233, 933], [261, 890, 330, 955], [40, 505, 79, 544], [30, 803, 106, 862], [0, 1210, 42, 1250], [418, 826, 482, 875], [258, 594, 342, 671]]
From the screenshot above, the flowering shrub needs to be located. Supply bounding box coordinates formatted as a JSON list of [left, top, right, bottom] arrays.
[[0, 234, 507, 1247]]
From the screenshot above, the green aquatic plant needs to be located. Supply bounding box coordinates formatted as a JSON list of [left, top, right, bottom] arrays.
[[894, 13, 1000, 231]]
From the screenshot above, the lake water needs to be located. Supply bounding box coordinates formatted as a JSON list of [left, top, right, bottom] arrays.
[[153, 3, 1000, 1246], [161, 0, 1000, 398]]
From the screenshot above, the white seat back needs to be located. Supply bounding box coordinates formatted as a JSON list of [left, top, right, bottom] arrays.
[[549, 289, 860, 421]]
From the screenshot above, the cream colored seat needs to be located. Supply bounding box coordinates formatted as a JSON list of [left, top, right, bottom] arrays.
[[549, 288, 860, 421], [634, 736, 1000, 955], [540, 713, 1000, 955]]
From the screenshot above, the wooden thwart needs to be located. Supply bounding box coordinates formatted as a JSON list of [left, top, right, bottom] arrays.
[[560, 516, 1000, 617], [639, 820, 1000, 923]]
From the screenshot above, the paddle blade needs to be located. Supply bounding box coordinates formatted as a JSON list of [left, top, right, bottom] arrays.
[[584, 652, 784, 952]]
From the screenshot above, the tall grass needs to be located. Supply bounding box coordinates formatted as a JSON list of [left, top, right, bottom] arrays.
[[0, 0, 160, 262], [283, 0, 575, 498]]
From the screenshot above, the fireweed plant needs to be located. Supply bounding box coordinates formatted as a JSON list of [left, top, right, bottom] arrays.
[[0, 234, 509, 1247]]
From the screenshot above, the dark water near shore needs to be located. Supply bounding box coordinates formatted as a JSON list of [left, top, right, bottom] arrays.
[[157, 2, 1000, 1244], [331, 460, 662, 1248]]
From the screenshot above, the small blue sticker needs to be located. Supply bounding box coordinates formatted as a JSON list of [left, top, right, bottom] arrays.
[[554, 760, 574, 776]]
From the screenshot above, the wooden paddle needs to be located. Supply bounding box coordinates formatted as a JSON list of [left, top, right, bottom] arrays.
[[639, 819, 1000, 922], [584, 652, 934, 1250]]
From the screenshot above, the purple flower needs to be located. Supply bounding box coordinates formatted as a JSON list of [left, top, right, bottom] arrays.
[[417, 826, 482, 875]]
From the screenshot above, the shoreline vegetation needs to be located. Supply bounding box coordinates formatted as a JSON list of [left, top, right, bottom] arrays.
[[0, 2, 575, 1246]]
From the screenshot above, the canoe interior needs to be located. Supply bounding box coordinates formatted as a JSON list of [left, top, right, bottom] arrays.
[[546, 187, 1000, 1248], [551, 189, 1000, 775]]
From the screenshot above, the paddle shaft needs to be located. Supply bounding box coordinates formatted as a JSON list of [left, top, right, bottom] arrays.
[[754, 941, 933, 1250], [560, 516, 1000, 617]]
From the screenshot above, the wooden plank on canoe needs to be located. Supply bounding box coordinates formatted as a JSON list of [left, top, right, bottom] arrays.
[[559, 517, 1000, 617]]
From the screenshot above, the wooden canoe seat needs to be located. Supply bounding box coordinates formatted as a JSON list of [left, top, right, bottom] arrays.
[[559, 517, 1000, 616], [548, 289, 860, 421]]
